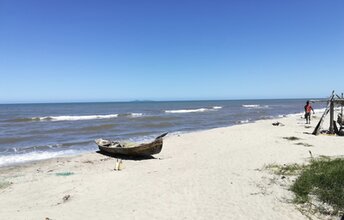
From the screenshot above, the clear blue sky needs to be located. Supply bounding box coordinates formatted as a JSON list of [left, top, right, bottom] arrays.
[[1, 0, 343, 103]]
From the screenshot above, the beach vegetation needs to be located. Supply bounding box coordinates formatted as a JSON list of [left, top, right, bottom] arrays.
[[55, 172, 74, 176], [265, 163, 304, 176], [283, 136, 301, 141], [295, 142, 313, 147], [318, 155, 331, 160], [291, 157, 344, 215], [267, 157, 344, 216], [0, 180, 12, 189]]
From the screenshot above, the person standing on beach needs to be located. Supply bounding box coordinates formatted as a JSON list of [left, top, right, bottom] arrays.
[[304, 101, 315, 124]]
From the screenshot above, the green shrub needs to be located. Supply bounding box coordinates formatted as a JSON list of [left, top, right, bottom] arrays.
[[266, 163, 304, 176], [0, 181, 12, 189], [291, 158, 344, 215], [55, 172, 74, 176]]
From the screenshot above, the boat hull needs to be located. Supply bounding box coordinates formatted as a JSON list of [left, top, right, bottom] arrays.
[[97, 139, 163, 157]]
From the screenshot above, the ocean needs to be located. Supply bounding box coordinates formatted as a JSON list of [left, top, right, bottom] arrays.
[[0, 99, 321, 166]]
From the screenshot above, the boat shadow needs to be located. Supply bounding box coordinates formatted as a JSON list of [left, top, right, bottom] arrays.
[[96, 150, 157, 161]]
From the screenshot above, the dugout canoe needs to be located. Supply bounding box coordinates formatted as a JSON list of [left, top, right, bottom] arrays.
[[95, 133, 168, 157]]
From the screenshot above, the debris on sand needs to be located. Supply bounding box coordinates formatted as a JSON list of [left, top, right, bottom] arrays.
[[272, 122, 285, 126], [63, 194, 71, 202]]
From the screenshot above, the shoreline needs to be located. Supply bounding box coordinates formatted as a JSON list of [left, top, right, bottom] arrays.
[[0, 98, 325, 168], [0, 111, 311, 168], [1, 112, 343, 219]]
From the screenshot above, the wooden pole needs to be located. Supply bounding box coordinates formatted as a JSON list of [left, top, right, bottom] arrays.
[[313, 93, 334, 135], [329, 100, 334, 133], [341, 93, 343, 118]]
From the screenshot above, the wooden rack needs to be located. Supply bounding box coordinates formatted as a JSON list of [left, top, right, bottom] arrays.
[[312, 91, 344, 135]]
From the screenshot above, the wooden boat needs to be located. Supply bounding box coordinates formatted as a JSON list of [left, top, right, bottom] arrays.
[[95, 133, 168, 157]]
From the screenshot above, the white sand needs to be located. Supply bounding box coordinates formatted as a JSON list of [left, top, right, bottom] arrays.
[[1, 113, 343, 220]]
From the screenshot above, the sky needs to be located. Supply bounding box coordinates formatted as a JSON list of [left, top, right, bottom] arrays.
[[0, 0, 343, 103]]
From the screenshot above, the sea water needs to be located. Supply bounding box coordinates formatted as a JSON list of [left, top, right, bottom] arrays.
[[0, 99, 323, 166]]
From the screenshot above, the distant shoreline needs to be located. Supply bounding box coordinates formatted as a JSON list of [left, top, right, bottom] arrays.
[[0, 97, 318, 105]]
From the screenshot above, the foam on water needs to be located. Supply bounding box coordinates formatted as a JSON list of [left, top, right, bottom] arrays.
[[242, 104, 269, 109], [165, 107, 219, 114], [165, 108, 208, 113], [314, 108, 327, 114], [238, 120, 249, 124], [213, 106, 223, 109], [35, 114, 119, 121], [18, 113, 147, 122], [130, 113, 144, 117], [0, 149, 84, 167]]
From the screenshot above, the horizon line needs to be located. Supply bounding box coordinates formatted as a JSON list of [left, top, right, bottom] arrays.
[[0, 97, 322, 105]]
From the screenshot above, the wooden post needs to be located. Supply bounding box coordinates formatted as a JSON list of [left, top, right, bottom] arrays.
[[329, 100, 334, 133], [341, 93, 343, 118], [313, 92, 335, 135]]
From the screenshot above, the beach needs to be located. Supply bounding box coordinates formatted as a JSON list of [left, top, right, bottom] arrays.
[[1, 112, 343, 220], [2, 0, 343, 218], [0, 100, 312, 167]]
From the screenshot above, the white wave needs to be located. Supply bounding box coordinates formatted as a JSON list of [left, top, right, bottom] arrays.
[[314, 108, 327, 114], [0, 149, 82, 167], [165, 108, 212, 114], [130, 113, 144, 117], [282, 108, 326, 119], [165, 106, 224, 114], [212, 106, 223, 109], [260, 115, 274, 119], [242, 104, 259, 108], [242, 104, 269, 109], [239, 120, 249, 124], [35, 114, 119, 121]]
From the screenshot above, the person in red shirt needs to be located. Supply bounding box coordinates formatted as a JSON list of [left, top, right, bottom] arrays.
[[304, 101, 315, 124]]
